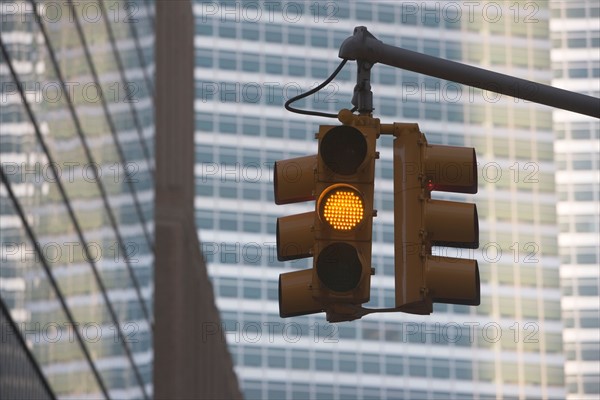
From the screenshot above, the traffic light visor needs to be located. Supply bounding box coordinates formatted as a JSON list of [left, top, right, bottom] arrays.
[[426, 257, 480, 306], [279, 269, 323, 318], [276, 212, 315, 261], [424, 145, 478, 194], [274, 155, 317, 205]]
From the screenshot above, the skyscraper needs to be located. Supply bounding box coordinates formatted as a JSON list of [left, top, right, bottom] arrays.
[[551, 2, 600, 399], [1, 1, 156, 397], [194, 1, 565, 399]]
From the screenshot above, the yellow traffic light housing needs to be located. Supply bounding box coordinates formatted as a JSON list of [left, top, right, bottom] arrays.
[[393, 123, 480, 315], [274, 114, 479, 322], [311, 121, 378, 322], [275, 117, 379, 322]]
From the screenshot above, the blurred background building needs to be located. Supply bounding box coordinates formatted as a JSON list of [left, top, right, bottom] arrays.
[[2, 0, 598, 399], [0, 0, 237, 399], [1, 0, 156, 397], [551, 2, 600, 399], [193, 1, 573, 399]]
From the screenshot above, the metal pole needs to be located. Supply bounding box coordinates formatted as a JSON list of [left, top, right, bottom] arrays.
[[351, 60, 374, 115], [340, 27, 600, 119]]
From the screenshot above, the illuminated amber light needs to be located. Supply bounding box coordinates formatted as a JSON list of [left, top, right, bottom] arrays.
[[320, 187, 364, 230]]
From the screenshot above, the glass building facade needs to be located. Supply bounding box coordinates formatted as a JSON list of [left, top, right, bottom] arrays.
[[194, 1, 565, 399], [1, 1, 155, 398], [551, 2, 600, 399]]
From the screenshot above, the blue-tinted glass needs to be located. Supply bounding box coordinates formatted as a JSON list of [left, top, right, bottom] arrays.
[[266, 25, 282, 43], [356, 3, 372, 21], [288, 58, 306, 76], [197, 23, 213, 36], [242, 53, 260, 72], [197, 49, 213, 67], [219, 52, 237, 70], [288, 27, 305, 45], [266, 56, 283, 74], [311, 60, 329, 78], [311, 29, 329, 47], [242, 23, 260, 40], [378, 4, 395, 22]]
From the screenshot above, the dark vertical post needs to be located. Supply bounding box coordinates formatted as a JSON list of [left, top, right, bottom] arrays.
[[154, 2, 241, 398]]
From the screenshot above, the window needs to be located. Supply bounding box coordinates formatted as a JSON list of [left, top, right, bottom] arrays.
[[311, 60, 329, 79], [265, 25, 282, 43], [355, 3, 372, 21], [265, 56, 282, 75], [218, 21, 236, 38], [566, 7, 586, 18], [378, 4, 395, 23], [288, 26, 305, 45], [362, 355, 381, 374], [196, 49, 213, 67], [380, 97, 396, 116], [242, 118, 260, 136], [218, 183, 238, 198], [219, 115, 237, 133], [386, 355, 403, 375], [267, 348, 286, 368], [432, 359, 450, 378], [242, 23, 259, 40], [311, 29, 328, 47], [197, 22, 212, 36], [379, 65, 396, 84], [219, 213, 238, 231], [288, 58, 306, 77], [291, 350, 309, 369], [289, 121, 306, 140], [409, 357, 427, 377], [266, 280, 277, 300], [339, 353, 357, 372], [219, 278, 237, 297], [244, 348, 262, 367], [315, 355, 333, 370], [242, 214, 261, 233], [195, 112, 213, 131], [241, 53, 260, 73], [243, 187, 261, 201], [218, 51, 237, 70], [424, 40, 440, 57], [266, 119, 283, 138], [243, 280, 261, 299]]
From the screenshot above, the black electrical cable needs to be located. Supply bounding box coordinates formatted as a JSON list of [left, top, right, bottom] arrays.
[[285, 58, 349, 118]]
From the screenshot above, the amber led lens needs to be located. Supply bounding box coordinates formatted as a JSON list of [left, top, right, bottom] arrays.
[[318, 185, 364, 230]]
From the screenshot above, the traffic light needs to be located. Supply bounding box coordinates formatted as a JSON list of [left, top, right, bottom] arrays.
[[393, 123, 479, 315], [275, 116, 379, 322]]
